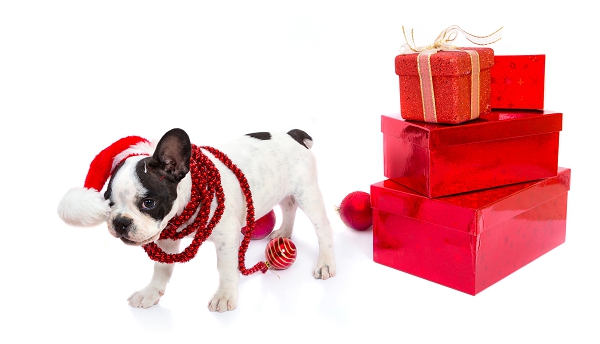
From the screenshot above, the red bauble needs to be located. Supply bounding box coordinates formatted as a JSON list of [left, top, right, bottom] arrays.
[[337, 191, 372, 231], [241, 209, 276, 240], [265, 237, 297, 270]]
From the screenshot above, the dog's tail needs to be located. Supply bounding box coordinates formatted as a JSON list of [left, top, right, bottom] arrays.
[[287, 129, 313, 149]]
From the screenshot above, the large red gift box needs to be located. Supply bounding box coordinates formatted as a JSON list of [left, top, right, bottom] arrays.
[[371, 168, 571, 295], [382, 109, 562, 198], [491, 55, 545, 110], [395, 48, 494, 124]]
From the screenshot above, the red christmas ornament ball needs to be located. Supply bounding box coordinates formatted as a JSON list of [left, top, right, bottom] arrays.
[[265, 237, 297, 270], [241, 209, 276, 240], [337, 191, 372, 231]]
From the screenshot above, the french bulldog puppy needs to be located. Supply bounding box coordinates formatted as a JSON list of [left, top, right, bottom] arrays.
[[58, 128, 336, 312]]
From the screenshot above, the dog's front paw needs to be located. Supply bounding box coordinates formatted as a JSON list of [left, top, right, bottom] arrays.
[[127, 287, 164, 309], [207, 289, 238, 312]]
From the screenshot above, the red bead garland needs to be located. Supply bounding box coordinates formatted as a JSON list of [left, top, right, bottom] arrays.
[[142, 145, 268, 275]]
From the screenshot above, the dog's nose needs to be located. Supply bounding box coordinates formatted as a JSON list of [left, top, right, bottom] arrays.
[[113, 216, 133, 236]]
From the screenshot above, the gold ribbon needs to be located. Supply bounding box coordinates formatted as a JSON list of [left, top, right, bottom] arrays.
[[400, 25, 503, 54], [400, 26, 503, 123]]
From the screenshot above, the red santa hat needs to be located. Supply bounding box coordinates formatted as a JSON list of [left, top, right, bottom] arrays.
[[57, 135, 153, 227]]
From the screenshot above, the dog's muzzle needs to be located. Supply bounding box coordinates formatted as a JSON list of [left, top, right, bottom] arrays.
[[110, 216, 161, 246], [113, 216, 132, 235], [112, 216, 138, 245]]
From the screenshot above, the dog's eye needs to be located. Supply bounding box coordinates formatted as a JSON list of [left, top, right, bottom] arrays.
[[141, 199, 157, 210]]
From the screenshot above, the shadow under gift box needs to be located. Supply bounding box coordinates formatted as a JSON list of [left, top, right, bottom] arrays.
[[371, 168, 571, 295], [382, 109, 562, 198]]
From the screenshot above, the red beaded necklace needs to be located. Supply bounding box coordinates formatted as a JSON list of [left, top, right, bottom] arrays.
[[142, 144, 268, 275]]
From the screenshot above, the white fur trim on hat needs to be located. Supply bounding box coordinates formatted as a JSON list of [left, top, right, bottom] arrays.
[[57, 135, 152, 228]]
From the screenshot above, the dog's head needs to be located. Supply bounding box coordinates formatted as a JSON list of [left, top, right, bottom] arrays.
[[58, 128, 193, 246]]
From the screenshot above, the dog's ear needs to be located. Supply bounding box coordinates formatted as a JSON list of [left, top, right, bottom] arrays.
[[150, 128, 192, 182]]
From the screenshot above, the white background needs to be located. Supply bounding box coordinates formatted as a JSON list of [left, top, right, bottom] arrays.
[[1, 1, 598, 343]]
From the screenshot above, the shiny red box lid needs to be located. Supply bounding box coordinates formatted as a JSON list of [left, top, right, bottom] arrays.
[[382, 109, 562, 148], [371, 168, 571, 235]]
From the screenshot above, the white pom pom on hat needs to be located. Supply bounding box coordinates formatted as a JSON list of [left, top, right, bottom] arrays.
[[57, 136, 152, 227], [58, 187, 113, 227]]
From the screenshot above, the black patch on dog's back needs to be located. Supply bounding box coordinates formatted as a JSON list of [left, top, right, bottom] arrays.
[[287, 129, 312, 149], [246, 132, 272, 141]]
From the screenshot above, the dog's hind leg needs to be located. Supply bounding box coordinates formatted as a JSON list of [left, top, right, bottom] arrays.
[[128, 239, 181, 308], [294, 187, 336, 280], [268, 195, 298, 239]]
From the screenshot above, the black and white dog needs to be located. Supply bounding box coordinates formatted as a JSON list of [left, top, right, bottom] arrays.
[[58, 128, 336, 312]]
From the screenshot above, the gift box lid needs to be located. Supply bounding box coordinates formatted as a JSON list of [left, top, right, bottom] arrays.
[[382, 109, 562, 148], [395, 47, 495, 77], [371, 168, 571, 236]]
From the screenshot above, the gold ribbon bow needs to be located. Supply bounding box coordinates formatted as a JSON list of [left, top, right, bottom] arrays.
[[399, 25, 503, 123], [400, 25, 503, 54]]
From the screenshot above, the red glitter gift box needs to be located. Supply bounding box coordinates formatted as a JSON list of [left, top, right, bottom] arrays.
[[371, 167, 571, 295], [382, 109, 562, 198], [491, 55, 545, 110], [395, 47, 494, 124]]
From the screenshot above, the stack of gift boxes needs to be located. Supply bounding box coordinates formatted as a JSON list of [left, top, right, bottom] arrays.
[[370, 43, 571, 295]]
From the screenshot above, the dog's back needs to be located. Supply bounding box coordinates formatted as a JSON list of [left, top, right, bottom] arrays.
[[212, 130, 319, 220]]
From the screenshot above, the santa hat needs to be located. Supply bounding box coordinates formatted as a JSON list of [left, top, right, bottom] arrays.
[[57, 135, 154, 227]]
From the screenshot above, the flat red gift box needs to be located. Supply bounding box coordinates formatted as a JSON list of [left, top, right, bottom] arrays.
[[371, 167, 571, 295], [395, 47, 494, 124], [491, 55, 545, 110], [382, 109, 562, 198]]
